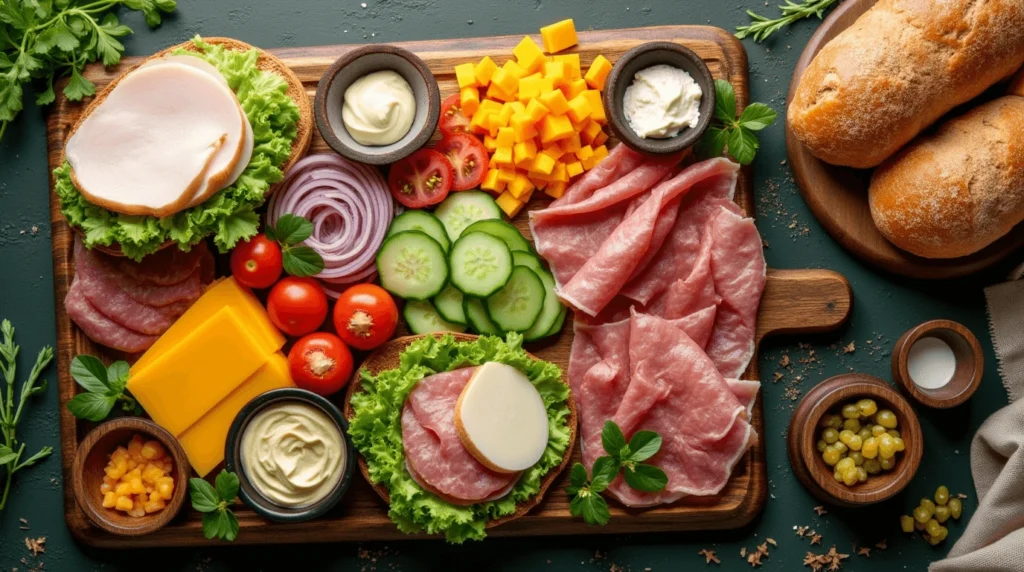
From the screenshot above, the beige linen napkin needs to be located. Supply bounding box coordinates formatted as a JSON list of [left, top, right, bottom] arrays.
[[930, 274, 1024, 572]]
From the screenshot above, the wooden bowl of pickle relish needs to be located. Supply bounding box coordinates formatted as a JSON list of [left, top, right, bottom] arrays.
[[787, 373, 923, 506]]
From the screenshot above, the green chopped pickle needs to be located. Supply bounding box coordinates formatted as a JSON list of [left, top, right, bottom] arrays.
[[54, 36, 301, 261], [347, 333, 571, 543]]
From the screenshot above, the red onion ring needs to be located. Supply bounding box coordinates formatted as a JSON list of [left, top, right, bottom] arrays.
[[267, 154, 394, 298]]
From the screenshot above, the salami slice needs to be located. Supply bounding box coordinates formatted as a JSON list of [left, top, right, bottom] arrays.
[[65, 278, 158, 353]]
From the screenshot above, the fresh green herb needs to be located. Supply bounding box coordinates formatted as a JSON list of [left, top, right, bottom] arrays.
[[696, 79, 778, 165], [0, 0, 178, 140], [735, 0, 841, 43], [66, 355, 138, 422], [265, 214, 325, 278], [566, 420, 668, 526], [0, 319, 54, 512], [189, 469, 240, 542]]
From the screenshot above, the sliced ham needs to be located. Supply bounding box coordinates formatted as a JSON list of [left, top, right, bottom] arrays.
[[401, 368, 520, 503], [554, 144, 646, 206], [65, 278, 158, 353], [404, 460, 519, 507], [647, 225, 721, 320], [726, 379, 761, 419]]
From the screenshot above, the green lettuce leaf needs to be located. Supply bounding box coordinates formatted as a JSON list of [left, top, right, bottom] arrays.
[[348, 333, 572, 543], [52, 35, 300, 261]]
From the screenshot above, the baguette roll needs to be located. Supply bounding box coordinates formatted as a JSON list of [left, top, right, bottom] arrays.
[[868, 96, 1024, 258], [788, 0, 1024, 169]]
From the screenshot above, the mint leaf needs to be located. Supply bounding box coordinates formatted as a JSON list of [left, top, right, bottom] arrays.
[[589, 456, 619, 493], [282, 246, 324, 277], [221, 509, 239, 541], [570, 492, 610, 526], [215, 470, 240, 503], [106, 361, 130, 390], [272, 214, 314, 246], [63, 67, 95, 101], [738, 103, 777, 131], [70, 355, 109, 393], [696, 126, 728, 159], [727, 127, 760, 165], [201, 511, 223, 539], [623, 463, 668, 492], [626, 431, 662, 463], [189, 478, 221, 513], [66, 392, 116, 422], [713, 79, 736, 124], [568, 462, 588, 492], [601, 420, 627, 460]]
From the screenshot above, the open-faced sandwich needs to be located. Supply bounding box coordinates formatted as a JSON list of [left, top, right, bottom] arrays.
[[53, 36, 312, 260], [345, 333, 576, 543]]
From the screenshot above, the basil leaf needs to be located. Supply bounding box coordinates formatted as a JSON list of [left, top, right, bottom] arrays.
[[601, 420, 627, 460], [569, 462, 588, 490], [713, 79, 736, 123], [106, 361, 130, 390], [201, 511, 222, 539], [263, 225, 277, 242], [571, 492, 610, 526], [626, 431, 662, 463], [189, 478, 221, 513], [696, 126, 729, 159], [0, 444, 17, 465], [623, 463, 668, 492], [273, 214, 314, 246], [282, 246, 325, 277], [215, 470, 240, 503], [727, 127, 759, 166], [66, 392, 116, 422], [738, 103, 778, 131], [221, 509, 239, 541], [70, 355, 110, 393], [589, 456, 620, 493]]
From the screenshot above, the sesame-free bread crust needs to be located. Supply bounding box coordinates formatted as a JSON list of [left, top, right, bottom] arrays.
[[787, 0, 1024, 169]]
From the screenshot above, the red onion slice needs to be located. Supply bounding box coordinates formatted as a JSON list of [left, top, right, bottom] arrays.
[[267, 154, 394, 298]]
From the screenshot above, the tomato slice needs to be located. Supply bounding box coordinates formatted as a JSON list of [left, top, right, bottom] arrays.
[[436, 134, 489, 191], [439, 93, 472, 138], [387, 149, 453, 208]]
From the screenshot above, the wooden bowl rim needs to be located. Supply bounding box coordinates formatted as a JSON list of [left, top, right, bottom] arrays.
[[71, 417, 190, 536], [342, 333, 578, 531], [891, 320, 984, 409]]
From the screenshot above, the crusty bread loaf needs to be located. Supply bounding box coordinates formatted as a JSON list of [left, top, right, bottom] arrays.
[[788, 0, 1024, 169], [868, 96, 1024, 258]]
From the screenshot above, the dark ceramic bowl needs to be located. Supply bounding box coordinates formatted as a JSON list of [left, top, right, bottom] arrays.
[[602, 42, 715, 155], [226, 388, 356, 523], [315, 45, 440, 165]]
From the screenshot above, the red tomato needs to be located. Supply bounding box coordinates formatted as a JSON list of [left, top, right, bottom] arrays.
[[387, 149, 453, 208], [438, 93, 472, 138], [333, 284, 399, 350], [267, 277, 328, 337], [436, 134, 489, 191], [288, 332, 353, 395], [230, 235, 283, 289]]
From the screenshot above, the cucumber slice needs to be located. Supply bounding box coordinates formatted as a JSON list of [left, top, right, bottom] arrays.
[[511, 251, 545, 274], [461, 219, 532, 253], [432, 284, 467, 325], [403, 300, 467, 335], [376, 231, 448, 301], [522, 264, 565, 342], [448, 232, 513, 297], [486, 266, 545, 332], [546, 306, 568, 337], [386, 210, 450, 252], [435, 191, 502, 241], [463, 297, 502, 336]]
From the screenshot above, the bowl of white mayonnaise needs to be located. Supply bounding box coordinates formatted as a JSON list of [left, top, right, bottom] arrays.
[[226, 388, 356, 522], [602, 41, 715, 156]]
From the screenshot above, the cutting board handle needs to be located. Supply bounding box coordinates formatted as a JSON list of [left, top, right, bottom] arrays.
[[756, 269, 852, 342]]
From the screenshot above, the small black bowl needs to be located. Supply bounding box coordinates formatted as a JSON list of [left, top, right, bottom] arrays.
[[226, 388, 355, 523], [602, 42, 716, 155], [315, 44, 440, 165]]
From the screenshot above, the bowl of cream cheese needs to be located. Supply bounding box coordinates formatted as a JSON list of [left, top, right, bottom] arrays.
[[226, 388, 355, 522], [602, 42, 715, 155], [315, 44, 440, 165]]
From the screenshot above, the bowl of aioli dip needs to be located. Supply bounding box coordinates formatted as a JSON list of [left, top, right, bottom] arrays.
[[315, 44, 440, 165], [226, 388, 355, 522]]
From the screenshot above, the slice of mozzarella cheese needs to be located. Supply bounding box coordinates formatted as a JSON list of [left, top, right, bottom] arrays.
[[455, 362, 549, 473], [66, 62, 246, 217]]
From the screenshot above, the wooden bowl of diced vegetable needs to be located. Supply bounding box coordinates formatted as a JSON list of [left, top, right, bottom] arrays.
[[787, 373, 923, 506]]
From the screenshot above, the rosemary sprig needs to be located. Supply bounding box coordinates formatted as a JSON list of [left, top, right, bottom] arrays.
[[735, 0, 841, 43]]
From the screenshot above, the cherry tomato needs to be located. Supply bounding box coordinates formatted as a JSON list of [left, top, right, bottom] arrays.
[[230, 234, 283, 289], [267, 277, 328, 337], [288, 332, 353, 395], [438, 93, 472, 138], [436, 134, 489, 191], [387, 149, 453, 208], [333, 284, 399, 350]]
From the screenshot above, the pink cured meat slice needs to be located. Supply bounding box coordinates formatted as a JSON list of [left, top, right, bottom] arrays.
[[620, 158, 740, 305], [704, 206, 767, 379], [113, 270, 201, 307], [404, 460, 519, 506], [647, 222, 721, 321], [571, 318, 632, 465], [554, 144, 645, 206], [725, 379, 761, 419], [65, 278, 158, 353], [401, 368, 520, 502], [117, 243, 205, 286]]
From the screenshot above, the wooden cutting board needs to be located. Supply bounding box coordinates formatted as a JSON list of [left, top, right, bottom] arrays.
[[46, 26, 853, 547]]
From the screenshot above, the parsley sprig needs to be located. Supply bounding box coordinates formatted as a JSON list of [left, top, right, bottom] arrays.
[[566, 420, 668, 526], [697, 79, 778, 165], [0, 0, 177, 141], [735, 0, 841, 43], [264, 214, 325, 278], [189, 470, 240, 542], [66, 355, 139, 422]]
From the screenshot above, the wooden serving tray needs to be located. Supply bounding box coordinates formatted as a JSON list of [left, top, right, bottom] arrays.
[[47, 26, 853, 547]]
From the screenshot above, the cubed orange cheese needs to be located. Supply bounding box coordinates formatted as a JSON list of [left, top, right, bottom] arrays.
[[460, 86, 481, 116], [496, 192, 525, 217], [510, 113, 538, 142], [471, 109, 493, 133], [481, 168, 503, 192], [487, 113, 505, 137], [528, 175, 549, 190], [552, 162, 569, 183], [455, 62, 478, 89], [539, 89, 570, 115], [474, 56, 499, 86], [576, 145, 594, 161], [498, 103, 516, 125], [540, 114, 574, 143], [525, 98, 549, 122], [518, 74, 544, 101], [566, 94, 592, 124], [529, 151, 557, 175], [510, 101, 527, 115], [563, 78, 588, 100], [513, 36, 546, 74], [566, 161, 584, 178], [495, 127, 515, 148], [501, 59, 527, 80], [177, 353, 294, 476], [492, 145, 513, 166], [580, 119, 603, 144], [483, 134, 497, 151], [497, 167, 518, 183], [585, 55, 612, 90], [593, 145, 609, 161], [581, 90, 605, 123], [486, 82, 515, 103], [561, 133, 582, 154], [592, 130, 609, 146], [508, 173, 535, 199], [540, 19, 578, 54], [514, 139, 538, 164], [545, 181, 567, 199], [544, 60, 566, 83], [554, 53, 582, 79]]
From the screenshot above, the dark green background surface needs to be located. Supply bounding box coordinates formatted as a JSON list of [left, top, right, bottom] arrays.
[[0, 0, 1015, 570]]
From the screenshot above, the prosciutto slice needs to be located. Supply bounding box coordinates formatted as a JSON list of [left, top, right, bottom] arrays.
[[401, 368, 520, 502], [554, 144, 646, 206]]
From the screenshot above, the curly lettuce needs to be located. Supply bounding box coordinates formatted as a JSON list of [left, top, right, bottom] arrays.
[[53, 36, 300, 261], [348, 333, 572, 543]]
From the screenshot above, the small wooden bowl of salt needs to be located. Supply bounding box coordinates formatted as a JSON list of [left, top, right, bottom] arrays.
[[891, 320, 984, 409]]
